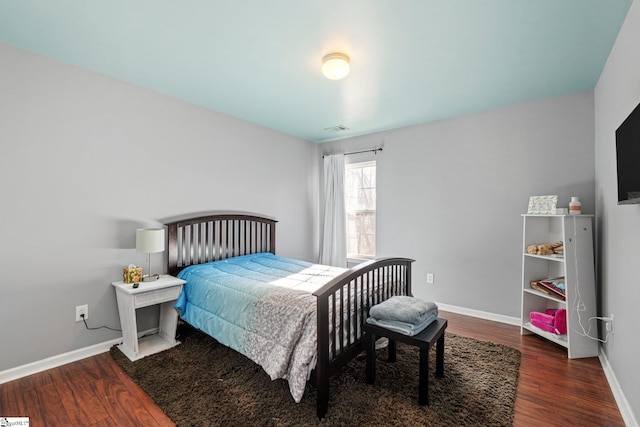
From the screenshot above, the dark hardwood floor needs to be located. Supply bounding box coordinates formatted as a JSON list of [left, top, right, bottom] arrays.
[[444, 311, 624, 427], [0, 310, 625, 426]]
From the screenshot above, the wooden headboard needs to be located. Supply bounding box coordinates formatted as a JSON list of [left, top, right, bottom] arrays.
[[165, 214, 277, 276]]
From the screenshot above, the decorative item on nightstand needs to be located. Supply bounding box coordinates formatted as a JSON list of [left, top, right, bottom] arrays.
[[123, 264, 143, 284], [136, 228, 165, 282]]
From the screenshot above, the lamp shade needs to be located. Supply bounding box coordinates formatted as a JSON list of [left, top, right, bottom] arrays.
[[322, 53, 350, 80], [136, 228, 165, 253]]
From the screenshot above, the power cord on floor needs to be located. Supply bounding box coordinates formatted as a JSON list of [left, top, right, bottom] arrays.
[[80, 313, 122, 332]]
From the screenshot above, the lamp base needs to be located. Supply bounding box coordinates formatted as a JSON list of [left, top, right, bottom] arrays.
[[143, 274, 161, 282]]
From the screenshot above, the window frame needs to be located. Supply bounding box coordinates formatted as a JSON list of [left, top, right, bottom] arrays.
[[344, 160, 377, 262]]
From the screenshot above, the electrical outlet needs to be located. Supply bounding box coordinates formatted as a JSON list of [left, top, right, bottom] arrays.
[[606, 314, 615, 334], [76, 304, 88, 322], [426, 273, 434, 284]]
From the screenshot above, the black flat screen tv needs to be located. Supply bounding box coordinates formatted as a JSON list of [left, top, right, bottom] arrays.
[[616, 101, 640, 204]]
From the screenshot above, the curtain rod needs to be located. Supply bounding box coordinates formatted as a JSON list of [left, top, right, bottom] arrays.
[[323, 148, 383, 158]]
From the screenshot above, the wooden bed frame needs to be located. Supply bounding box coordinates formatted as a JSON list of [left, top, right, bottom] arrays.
[[166, 213, 414, 418]]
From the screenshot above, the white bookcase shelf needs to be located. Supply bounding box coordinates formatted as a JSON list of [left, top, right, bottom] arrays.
[[522, 322, 568, 348], [520, 214, 598, 359]]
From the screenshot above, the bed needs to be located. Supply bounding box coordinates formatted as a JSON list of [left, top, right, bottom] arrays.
[[166, 213, 414, 418]]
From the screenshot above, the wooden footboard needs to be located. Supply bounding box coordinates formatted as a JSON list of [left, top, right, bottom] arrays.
[[312, 257, 414, 418]]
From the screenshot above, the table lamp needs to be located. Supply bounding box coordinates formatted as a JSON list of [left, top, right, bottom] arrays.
[[136, 228, 165, 282]]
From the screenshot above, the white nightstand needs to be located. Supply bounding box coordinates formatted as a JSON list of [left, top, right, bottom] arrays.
[[112, 275, 186, 361]]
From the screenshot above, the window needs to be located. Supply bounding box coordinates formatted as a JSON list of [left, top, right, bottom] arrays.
[[345, 161, 376, 259]]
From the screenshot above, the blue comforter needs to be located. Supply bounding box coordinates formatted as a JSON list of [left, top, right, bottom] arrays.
[[175, 253, 346, 402]]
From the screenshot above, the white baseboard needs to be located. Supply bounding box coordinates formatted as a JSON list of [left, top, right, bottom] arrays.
[[436, 302, 521, 326], [600, 350, 639, 427], [0, 328, 155, 385], [0, 337, 122, 384]]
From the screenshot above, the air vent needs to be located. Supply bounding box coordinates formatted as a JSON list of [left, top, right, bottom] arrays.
[[324, 125, 350, 132]]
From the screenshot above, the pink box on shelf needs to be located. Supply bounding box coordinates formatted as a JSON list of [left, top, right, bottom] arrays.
[[530, 308, 567, 335]]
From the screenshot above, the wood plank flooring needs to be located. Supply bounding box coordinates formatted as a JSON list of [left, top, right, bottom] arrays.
[[444, 311, 624, 427], [0, 310, 625, 426]]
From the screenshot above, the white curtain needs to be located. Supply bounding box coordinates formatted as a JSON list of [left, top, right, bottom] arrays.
[[320, 154, 347, 267]]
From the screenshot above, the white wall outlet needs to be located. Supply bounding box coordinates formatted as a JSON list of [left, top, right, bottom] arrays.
[[606, 314, 615, 334], [76, 304, 88, 322], [426, 273, 434, 284]]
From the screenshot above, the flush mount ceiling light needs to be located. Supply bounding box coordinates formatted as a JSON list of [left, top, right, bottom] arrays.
[[322, 53, 350, 80]]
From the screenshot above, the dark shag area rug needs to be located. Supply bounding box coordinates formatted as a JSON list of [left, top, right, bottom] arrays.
[[111, 324, 520, 427]]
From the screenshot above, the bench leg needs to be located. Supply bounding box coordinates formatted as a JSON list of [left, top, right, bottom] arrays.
[[365, 332, 376, 384], [388, 339, 397, 362], [419, 347, 429, 405], [436, 333, 445, 378]]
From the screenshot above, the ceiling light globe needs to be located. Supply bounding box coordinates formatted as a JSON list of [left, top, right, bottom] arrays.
[[322, 53, 350, 80]]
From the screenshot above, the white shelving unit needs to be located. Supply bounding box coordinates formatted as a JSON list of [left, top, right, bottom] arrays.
[[520, 214, 598, 359]]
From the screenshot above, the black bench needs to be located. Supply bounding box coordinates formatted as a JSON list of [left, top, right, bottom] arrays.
[[363, 317, 448, 406]]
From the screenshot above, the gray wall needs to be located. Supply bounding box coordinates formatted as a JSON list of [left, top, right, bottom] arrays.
[[595, 0, 640, 422], [322, 91, 595, 317], [0, 43, 319, 372]]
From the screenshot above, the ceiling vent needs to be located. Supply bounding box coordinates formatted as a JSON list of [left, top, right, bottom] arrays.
[[324, 125, 350, 132]]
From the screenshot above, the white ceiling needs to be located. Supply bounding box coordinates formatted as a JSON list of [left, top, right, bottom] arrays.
[[0, 1, 632, 143]]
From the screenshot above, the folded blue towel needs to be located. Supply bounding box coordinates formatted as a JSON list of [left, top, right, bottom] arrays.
[[368, 296, 438, 325], [366, 311, 438, 336]]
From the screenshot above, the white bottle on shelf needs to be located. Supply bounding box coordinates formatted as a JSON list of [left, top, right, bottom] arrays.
[[569, 197, 581, 215]]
